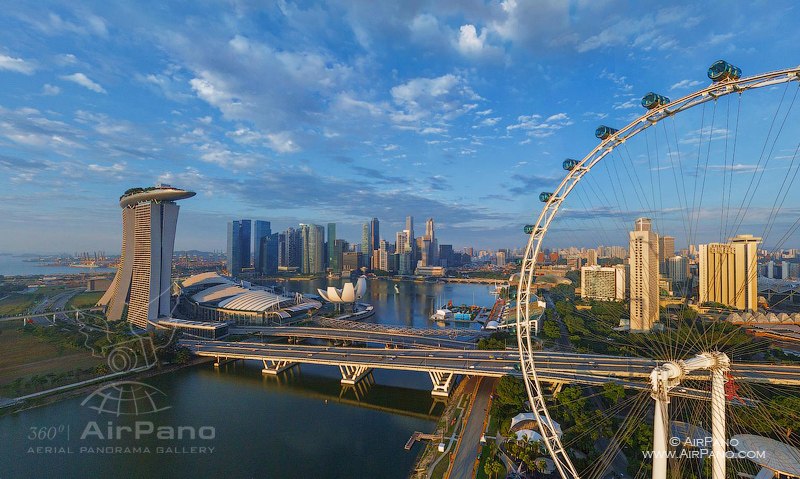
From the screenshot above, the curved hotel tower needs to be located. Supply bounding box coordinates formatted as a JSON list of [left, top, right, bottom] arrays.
[[98, 185, 195, 329]]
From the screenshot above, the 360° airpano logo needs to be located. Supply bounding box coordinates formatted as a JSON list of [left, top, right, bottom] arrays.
[[26, 381, 216, 456]]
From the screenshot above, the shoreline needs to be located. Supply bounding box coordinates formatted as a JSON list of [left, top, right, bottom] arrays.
[[0, 357, 213, 416]]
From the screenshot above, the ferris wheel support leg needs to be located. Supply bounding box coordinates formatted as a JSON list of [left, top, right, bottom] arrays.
[[652, 394, 669, 479], [711, 368, 727, 479]]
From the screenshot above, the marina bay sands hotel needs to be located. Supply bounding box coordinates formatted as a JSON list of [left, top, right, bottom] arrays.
[[98, 185, 195, 329]]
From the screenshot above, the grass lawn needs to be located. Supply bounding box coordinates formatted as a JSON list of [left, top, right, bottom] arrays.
[[475, 443, 495, 479], [0, 321, 102, 395], [0, 294, 37, 316], [66, 291, 104, 309]]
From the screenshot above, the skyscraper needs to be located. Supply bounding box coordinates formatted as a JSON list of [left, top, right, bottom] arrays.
[[370, 217, 380, 252], [658, 235, 675, 275], [327, 223, 337, 272], [281, 227, 302, 269], [226, 219, 251, 276], [253, 220, 271, 273], [361, 223, 371, 266], [301, 224, 325, 274], [629, 217, 659, 332], [332, 239, 346, 274], [668, 255, 689, 284], [405, 215, 415, 263], [258, 233, 279, 275], [699, 234, 760, 311], [98, 185, 195, 329], [396, 231, 409, 256]]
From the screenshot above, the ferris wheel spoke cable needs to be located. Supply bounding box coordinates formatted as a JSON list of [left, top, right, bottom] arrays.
[[691, 99, 718, 251], [728, 82, 792, 238]]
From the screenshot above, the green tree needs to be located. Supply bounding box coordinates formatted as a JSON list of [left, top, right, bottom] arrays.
[[601, 382, 626, 404]]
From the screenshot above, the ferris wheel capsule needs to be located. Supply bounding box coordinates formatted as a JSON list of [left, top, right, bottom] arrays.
[[641, 92, 670, 110], [595, 125, 618, 140], [539, 192, 553, 202], [562, 158, 579, 170], [708, 60, 742, 82], [523, 224, 535, 234]]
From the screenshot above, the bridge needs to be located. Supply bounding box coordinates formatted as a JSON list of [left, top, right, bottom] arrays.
[[228, 325, 479, 349], [180, 339, 800, 398]]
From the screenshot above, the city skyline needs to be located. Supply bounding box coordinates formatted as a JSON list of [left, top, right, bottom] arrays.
[[2, 2, 800, 254]]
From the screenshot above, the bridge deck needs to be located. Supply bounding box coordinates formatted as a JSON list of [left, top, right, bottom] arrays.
[[181, 340, 800, 403]]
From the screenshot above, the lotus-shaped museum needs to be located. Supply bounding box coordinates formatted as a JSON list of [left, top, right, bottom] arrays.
[[317, 276, 367, 303]]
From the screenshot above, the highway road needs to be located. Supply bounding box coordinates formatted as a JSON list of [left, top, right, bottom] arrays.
[[448, 377, 495, 479], [229, 325, 478, 349], [180, 340, 800, 402]]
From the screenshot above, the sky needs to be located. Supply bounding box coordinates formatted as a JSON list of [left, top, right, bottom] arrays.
[[1, 1, 799, 254]]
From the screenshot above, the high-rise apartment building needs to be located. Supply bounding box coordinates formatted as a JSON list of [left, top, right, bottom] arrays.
[[98, 185, 195, 329], [227, 219, 251, 277], [668, 255, 689, 284], [698, 234, 760, 311], [301, 224, 325, 274], [496, 251, 506, 267], [629, 217, 659, 332], [581, 265, 626, 301], [253, 220, 271, 273], [586, 249, 598, 267]]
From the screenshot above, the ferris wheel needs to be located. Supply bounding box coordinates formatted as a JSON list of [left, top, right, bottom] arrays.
[[515, 62, 800, 479]]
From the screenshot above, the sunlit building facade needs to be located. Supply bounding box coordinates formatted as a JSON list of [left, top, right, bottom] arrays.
[[699, 234, 760, 311], [629, 217, 659, 332], [98, 185, 195, 329]]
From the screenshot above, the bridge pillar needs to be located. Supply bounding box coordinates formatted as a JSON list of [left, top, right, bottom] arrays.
[[552, 382, 565, 397], [429, 371, 456, 398], [261, 360, 296, 375], [339, 365, 373, 385]]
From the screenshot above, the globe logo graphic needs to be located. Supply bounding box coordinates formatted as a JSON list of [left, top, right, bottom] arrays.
[[80, 381, 171, 417]]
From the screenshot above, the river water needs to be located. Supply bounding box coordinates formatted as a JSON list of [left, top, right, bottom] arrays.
[[0, 279, 497, 478]]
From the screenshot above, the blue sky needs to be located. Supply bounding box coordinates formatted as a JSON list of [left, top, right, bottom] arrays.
[[1, 1, 799, 254]]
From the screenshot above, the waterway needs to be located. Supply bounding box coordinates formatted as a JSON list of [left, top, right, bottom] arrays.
[[0, 279, 497, 478], [0, 254, 115, 276]]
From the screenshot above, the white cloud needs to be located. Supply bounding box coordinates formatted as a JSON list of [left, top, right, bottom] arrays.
[[507, 112, 573, 138], [87, 162, 126, 175], [383, 144, 399, 151], [42, 84, 61, 96], [478, 117, 501, 127], [266, 131, 299, 153], [61, 72, 106, 93], [0, 54, 35, 74], [613, 98, 639, 110], [389, 74, 482, 133], [670, 79, 704, 91], [457, 24, 486, 54]]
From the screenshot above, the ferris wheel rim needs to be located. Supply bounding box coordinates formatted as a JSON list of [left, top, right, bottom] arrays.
[[514, 64, 800, 479]]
